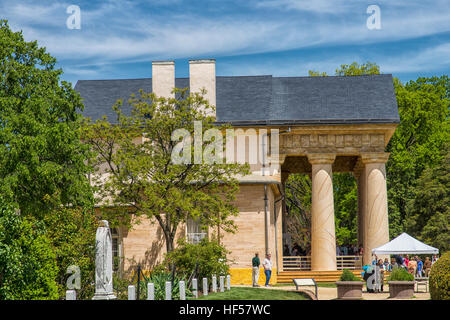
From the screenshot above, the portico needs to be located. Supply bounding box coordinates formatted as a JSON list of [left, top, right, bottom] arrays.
[[273, 126, 396, 270]]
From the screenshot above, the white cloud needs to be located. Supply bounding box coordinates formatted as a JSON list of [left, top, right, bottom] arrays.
[[220, 42, 450, 78], [254, 0, 357, 14], [380, 43, 450, 73], [1, 0, 449, 80]]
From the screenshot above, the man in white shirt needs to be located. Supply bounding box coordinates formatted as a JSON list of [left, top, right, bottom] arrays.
[[262, 254, 272, 287]]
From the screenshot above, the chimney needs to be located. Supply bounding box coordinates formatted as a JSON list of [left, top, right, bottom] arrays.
[[189, 59, 216, 116], [152, 61, 175, 98]]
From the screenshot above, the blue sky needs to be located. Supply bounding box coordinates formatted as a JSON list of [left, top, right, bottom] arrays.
[[1, 0, 449, 85]]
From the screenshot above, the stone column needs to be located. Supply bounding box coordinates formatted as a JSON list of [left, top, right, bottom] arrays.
[[361, 153, 390, 265], [307, 153, 337, 271]]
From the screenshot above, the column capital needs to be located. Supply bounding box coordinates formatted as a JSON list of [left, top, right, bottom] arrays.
[[307, 153, 336, 165], [360, 152, 390, 164]]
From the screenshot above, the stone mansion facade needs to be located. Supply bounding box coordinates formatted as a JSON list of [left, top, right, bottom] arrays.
[[75, 59, 399, 284]]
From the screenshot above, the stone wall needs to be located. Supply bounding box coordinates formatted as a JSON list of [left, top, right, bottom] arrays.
[[118, 183, 282, 285]]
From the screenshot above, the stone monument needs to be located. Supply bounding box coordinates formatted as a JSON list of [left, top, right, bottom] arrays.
[[92, 220, 116, 300]]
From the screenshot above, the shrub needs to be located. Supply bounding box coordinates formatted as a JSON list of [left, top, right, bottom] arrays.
[[113, 274, 130, 300], [148, 271, 193, 300], [388, 267, 414, 281], [429, 252, 450, 300], [163, 237, 230, 288], [43, 208, 98, 300], [0, 202, 59, 300], [113, 271, 193, 300], [339, 269, 361, 281]]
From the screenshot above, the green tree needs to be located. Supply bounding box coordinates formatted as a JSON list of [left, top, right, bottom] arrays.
[[284, 174, 311, 250], [405, 148, 449, 252], [334, 61, 380, 76], [333, 173, 358, 245], [164, 237, 230, 286], [386, 75, 449, 237], [43, 208, 98, 299], [0, 20, 93, 217], [0, 21, 97, 300], [0, 201, 59, 300], [82, 88, 249, 253]]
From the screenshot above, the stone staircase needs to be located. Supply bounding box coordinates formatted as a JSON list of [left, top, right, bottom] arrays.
[[277, 270, 364, 283]]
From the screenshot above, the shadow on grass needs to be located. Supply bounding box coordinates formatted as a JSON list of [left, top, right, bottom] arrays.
[[192, 287, 311, 300]]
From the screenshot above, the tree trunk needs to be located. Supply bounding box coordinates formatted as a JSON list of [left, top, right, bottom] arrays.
[[164, 230, 175, 253], [155, 214, 176, 253]]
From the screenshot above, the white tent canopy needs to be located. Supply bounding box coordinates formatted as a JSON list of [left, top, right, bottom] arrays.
[[372, 232, 439, 255]]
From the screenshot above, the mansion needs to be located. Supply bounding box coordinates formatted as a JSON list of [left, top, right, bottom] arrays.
[[75, 59, 399, 284]]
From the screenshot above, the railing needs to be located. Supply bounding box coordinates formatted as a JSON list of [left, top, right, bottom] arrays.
[[337, 256, 363, 270], [282, 256, 362, 271], [283, 256, 311, 271]]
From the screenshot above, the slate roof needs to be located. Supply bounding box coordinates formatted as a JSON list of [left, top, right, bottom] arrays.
[[75, 74, 399, 125]]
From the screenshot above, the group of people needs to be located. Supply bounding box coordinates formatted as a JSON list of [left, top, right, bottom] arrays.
[[283, 243, 364, 257], [283, 243, 363, 257], [283, 243, 307, 256], [336, 244, 364, 256], [381, 254, 437, 277], [364, 254, 439, 293], [251, 253, 273, 287]]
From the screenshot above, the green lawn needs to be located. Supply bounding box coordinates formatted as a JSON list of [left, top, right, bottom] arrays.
[[193, 287, 311, 300]]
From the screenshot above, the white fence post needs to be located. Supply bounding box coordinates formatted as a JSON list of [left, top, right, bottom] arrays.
[[219, 276, 225, 292], [179, 281, 186, 300], [165, 281, 172, 300], [66, 290, 76, 300], [203, 277, 208, 296], [128, 285, 136, 300], [147, 282, 154, 300], [192, 278, 198, 298], [212, 275, 217, 293], [226, 275, 231, 290]]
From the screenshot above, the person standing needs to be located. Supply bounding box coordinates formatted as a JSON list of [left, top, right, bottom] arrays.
[[395, 255, 404, 267], [424, 257, 432, 277], [262, 253, 272, 287], [408, 256, 417, 275], [343, 244, 348, 256], [283, 245, 290, 257], [384, 258, 391, 272], [252, 253, 260, 287], [416, 256, 423, 277], [377, 259, 385, 292], [372, 255, 378, 265], [432, 254, 439, 264]]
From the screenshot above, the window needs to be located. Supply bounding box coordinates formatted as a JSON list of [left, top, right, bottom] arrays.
[[186, 218, 207, 244], [110, 228, 121, 272]]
